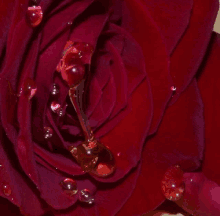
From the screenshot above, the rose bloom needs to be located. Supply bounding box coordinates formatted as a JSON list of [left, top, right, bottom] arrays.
[[0, 0, 220, 215]]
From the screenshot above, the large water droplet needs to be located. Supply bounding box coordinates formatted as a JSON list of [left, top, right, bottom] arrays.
[[161, 165, 185, 201], [26, 6, 43, 27], [60, 178, 78, 196], [69, 140, 115, 177], [79, 189, 94, 204]]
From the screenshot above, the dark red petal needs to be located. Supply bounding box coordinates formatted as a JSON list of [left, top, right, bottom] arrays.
[[32, 32, 70, 147], [0, 123, 45, 216], [36, 164, 78, 210], [197, 32, 220, 185], [34, 143, 84, 176], [117, 80, 204, 215], [40, 0, 94, 51], [143, 0, 193, 54], [122, 0, 173, 133], [16, 38, 42, 187], [89, 73, 116, 129], [94, 78, 152, 183], [104, 41, 128, 119], [169, 0, 219, 104]]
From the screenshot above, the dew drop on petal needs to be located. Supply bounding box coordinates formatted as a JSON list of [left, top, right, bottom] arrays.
[[51, 84, 59, 96], [58, 108, 64, 117], [20, 78, 37, 99], [161, 165, 185, 201], [50, 101, 61, 113], [60, 178, 78, 196], [44, 127, 53, 139], [2, 184, 12, 196], [79, 189, 94, 204], [171, 86, 177, 91], [117, 152, 121, 157], [26, 6, 43, 27]]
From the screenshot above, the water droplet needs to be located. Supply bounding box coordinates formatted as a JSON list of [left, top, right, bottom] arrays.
[[69, 141, 115, 177], [117, 152, 121, 157], [161, 165, 185, 201], [58, 108, 64, 117], [60, 178, 78, 196], [19, 78, 37, 99], [50, 101, 63, 116], [0, 164, 3, 168], [2, 184, 12, 196], [51, 84, 59, 96], [171, 86, 177, 91], [44, 127, 53, 139], [79, 189, 94, 204], [67, 21, 73, 25], [26, 6, 43, 27]]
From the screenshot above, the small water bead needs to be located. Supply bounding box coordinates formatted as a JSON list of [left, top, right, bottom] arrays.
[[161, 165, 185, 201], [79, 189, 94, 204], [19, 78, 37, 99], [44, 127, 53, 139], [60, 178, 78, 196], [58, 107, 64, 117], [2, 184, 12, 196], [51, 84, 59, 96], [67, 21, 73, 25], [117, 152, 121, 157], [50, 101, 63, 117], [171, 86, 177, 91], [26, 6, 43, 27]]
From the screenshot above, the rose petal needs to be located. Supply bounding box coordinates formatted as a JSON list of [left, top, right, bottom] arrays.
[[143, 0, 193, 54], [34, 143, 84, 176], [176, 173, 220, 216], [40, 0, 95, 52], [122, 0, 173, 134], [197, 32, 220, 185], [169, 0, 219, 104], [94, 78, 152, 182], [117, 79, 204, 215]]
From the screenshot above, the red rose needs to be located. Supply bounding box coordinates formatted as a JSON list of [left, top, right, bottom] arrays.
[[0, 0, 220, 215]]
